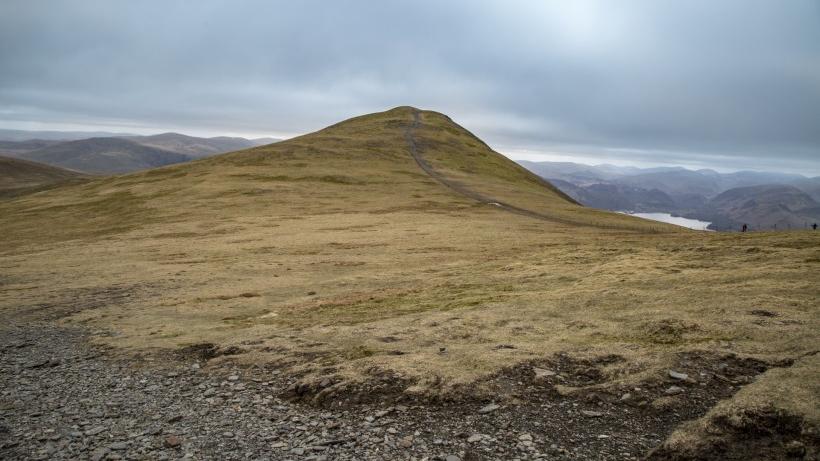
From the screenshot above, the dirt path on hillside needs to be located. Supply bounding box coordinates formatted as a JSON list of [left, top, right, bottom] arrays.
[[403, 109, 597, 228]]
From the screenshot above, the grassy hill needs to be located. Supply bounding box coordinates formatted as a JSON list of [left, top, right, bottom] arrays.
[[0, 107, 817, 458], [0, 139, 62, 157], [707, 184, 820, 230], [19, 137, 191, 174], [3, 132, 277, 174], [122, 132, 260, 159], [0, 155, 87, 198]]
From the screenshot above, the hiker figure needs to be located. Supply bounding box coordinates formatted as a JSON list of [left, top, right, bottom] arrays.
[[742, 224, 747, 232], [813, 223, 818, 230]]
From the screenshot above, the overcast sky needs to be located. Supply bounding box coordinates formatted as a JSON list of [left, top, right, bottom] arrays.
[[1, 1, 819, 174]]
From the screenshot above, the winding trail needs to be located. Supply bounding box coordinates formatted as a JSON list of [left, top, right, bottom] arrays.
[[404, 109, 592, 227]]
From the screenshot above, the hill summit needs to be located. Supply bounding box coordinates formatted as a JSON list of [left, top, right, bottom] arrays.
[[3, 106, 663, 243]]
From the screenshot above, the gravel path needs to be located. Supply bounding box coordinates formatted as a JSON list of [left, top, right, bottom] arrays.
[[1, 323, 763, 460]]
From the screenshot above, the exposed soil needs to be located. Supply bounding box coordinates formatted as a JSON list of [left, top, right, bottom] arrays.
[[647, 406, 818, 460], [2, 322, 809, 460]]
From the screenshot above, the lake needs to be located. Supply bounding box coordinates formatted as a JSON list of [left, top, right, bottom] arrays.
[[620, 212, 712, 230]]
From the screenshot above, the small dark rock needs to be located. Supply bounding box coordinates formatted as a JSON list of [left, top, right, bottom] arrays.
[[785, 440, 806, 458]]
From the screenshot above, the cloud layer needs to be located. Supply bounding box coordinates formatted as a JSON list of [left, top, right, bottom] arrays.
[[1, 0, 818, 173]]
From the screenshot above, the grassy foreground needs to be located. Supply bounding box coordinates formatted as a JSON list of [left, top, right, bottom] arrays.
[[1, 107, 817, 455]]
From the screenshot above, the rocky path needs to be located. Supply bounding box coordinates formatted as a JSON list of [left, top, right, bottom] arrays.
[[0, 323, 764, 460]]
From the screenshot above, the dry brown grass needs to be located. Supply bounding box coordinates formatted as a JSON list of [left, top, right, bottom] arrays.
[[1, 107, 817, 446]]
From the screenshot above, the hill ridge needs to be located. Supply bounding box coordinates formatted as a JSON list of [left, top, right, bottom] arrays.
[[20, 137, 190, 174], [403, 108, 584, 226], [0, 155, 87, 198]]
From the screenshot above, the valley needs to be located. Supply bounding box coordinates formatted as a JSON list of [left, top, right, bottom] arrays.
[[520, 161, 820, 231]]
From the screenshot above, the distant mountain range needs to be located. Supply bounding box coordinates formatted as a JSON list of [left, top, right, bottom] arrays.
[[519, 160, 820, 231], [120, 132, 272, 159], [18, 137, 192, 174], [0, 130, 280, 174]]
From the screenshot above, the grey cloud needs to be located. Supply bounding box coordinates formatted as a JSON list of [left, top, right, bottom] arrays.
[[1, 0, 818, 173]]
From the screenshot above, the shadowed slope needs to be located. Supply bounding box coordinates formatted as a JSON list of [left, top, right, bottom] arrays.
[[123, 132, 259, 158], [20, 137, 191, 174], [0, 155, 87, 198]]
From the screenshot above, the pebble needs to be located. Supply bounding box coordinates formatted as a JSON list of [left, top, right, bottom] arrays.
[[665, 386, 684, 395], [467, 434, 484, 443], [478, 403, 500, 414], [109, 442, 128, 450], [668, 370, 689, 380], [581, 410, 603, 417], [85, 426, 106, 436], [533, 367, 557, 378], [90, 448, 108, 461]]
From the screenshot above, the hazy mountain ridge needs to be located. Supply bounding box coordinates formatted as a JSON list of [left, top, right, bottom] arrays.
[[0, 129, 282, 174], [0, 139, 63, 155], [18, 137, 191, 174], [120, 132, 262, 159], [519, 160, 820, 230]]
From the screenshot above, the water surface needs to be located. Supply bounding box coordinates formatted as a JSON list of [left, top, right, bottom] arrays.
[[620, 212, 712, 230]]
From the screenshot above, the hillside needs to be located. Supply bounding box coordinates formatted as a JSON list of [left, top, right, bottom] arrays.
[[791, 176, 820, 202], [1, 131, 281, 173], [0, 155, 87, 198], [0, 139, 62, 157], [1, 107, 817, 459], [550, 179, 679, 212], [703, 184, 820, 230], [19, 137, 191, 174], [122, 132, 261, 158]]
